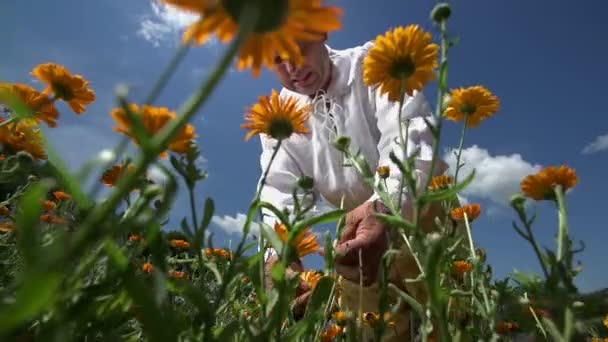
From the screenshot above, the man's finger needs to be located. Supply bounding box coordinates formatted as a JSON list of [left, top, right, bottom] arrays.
[[334, 233, 372, 265]]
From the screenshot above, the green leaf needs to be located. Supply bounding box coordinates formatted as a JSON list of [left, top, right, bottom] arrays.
[[418, 169, 475, 204], [293, 209, 345, 232], [215, 321, 240, 341], [200, 197, 215, 230], [0, 270, 62, 331], [260, 221, 284, 255], [375, 213, 415, 231], [389, 151, 407, 174], [283, 317, 313, 341], [258, 201, 290, 225], [388, 283, 424, 318], [304, 276, 334, 318]]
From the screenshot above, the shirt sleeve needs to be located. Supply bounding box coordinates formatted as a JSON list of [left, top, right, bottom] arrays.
[[367, 88, 449, 210]]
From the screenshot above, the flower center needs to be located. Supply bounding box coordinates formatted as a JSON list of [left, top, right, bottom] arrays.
[[268, 117, 293, 140], [223, 0, 288, 33], [390, 58, 415, 81], [460, 104, 476, 116], [51, 81, 74, 101]]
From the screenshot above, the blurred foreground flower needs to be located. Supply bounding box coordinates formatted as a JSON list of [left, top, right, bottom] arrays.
[[0, 83, 59, 127], [111, 103, 197, 158], [0, 118, 47, 159], [444, 85, 500, 127], [453, 260, 473, 277], [520, 165, 577, 201], [429, 174, 453, 190], [31, 62, 95, 114], [161, 0, 342, 77], [274, 222, 320, 257], [299, 270, 322, 289], [319, 324, 343, 342], [363, 25, 439, 102], [101, 163, 136, 187], [241, 89, 310, 141]]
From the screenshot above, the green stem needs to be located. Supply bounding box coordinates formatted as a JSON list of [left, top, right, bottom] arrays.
[[396, 83, 408, 211], [554, 185, 569, 263], [188, 185, 199, 232], [453, 114, 469, 186]]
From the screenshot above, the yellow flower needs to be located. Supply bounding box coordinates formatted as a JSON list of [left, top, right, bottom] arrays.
[[0, 83, 59, 127], [31, 63, 95, 114], [363, 25, 439, 102], [429, 175, 453, 190], [453, 260, 473, 277], [444, 86, 500, 127], [161, 0, 342, 77], [319, 324, 343, 342], [0, 118, 47, 159], [110, 103, 198, 158], [520, 165, 578, 201], [274, 222, 320, 257], [376, 165, 390, 179], [332, 311, 348, 325], [604, 313, 608, 328], [299, 270, 322, 289], [101, 163, 136, 187], [242, 89, 310, 141], [451, 204, 481, 222]]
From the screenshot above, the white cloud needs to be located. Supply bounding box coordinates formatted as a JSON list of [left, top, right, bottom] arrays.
[[582, 132, 608, 154], [212, 213, 260, 237], [137, 0, 200, 47], [443, 145, 541, 207]]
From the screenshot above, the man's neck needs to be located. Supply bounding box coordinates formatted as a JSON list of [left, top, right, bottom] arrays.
[[309, 60, 333, 99]]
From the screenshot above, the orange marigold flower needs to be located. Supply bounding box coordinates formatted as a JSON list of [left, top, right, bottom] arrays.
[[128, 234, 143, 242], [0, 154, 4, 160], [170, 239, 191, 250], [299, 270, 322, 289], [169, 270, 186, 279], [429, 175, 454, 190], [0, 83, 59, 127], [376, 165, 390, 179], [40, 214, 68, 225], [0, 118, 47, 159], [445, 85, 500, 128], [0, 221, 14, 233], [496, 321, 519, 334], [362, 312, 380, 326], [53, 191, 71, 201], [101, 163, 136, 187], [274, 222, 320, 257], [204, 248, 213, 258], [363, 25, 439, 102], [31, 63, 95, 114], [242, 89, 311, 141], [451, 204, 481, 222], [214, 248, 232, 259], [42, 200, 57, 211], [453, 260, 473, 277], [161, 0, 342, 77], [319, 324, 343, 342], [604, 313, 608, 328], [110, 103, 197, 158], [142, 262, 154, 273], [0, 206, 10, 216], [520, 165, 578, 201]]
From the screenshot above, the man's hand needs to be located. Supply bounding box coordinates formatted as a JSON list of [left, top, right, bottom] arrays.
[[264, 253, 313, 319], [334, 200, 390, 286]]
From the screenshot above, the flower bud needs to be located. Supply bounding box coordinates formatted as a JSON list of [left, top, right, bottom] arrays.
[[333, 136, 351, 152], [431, 3, 451, 23], [297, 176, 314, 190]]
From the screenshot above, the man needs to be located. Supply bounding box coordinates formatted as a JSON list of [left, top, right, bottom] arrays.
[[259, 33, 449, 340]]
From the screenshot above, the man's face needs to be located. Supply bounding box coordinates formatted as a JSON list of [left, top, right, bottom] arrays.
[[273, 36, 331, 96]]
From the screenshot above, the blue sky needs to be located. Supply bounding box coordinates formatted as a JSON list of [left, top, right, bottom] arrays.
[[2, 1, 606, 292]]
